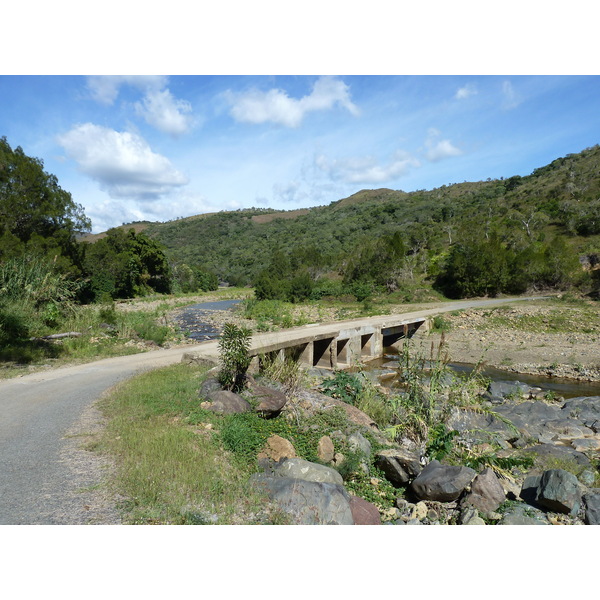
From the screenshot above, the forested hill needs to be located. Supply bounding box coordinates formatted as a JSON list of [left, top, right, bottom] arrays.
[[139, 144, 600, 298]]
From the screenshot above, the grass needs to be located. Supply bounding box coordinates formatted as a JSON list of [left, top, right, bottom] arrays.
[[96, 363, 284, 524]]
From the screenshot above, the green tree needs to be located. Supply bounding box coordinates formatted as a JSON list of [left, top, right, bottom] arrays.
[[0, 137, 90, 268]]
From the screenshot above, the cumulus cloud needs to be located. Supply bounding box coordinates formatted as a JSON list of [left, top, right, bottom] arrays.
[[315, 150, 420, 184], [455, 83, 477, 99], [134, 88, 194, 136], [424, 128, 462, 162], [86, 75, 168, 105], [57, 123, 189, 200], [226, 76, 360, 127]]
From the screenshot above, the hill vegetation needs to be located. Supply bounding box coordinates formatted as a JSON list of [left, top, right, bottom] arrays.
[[144, 144, 600, 300]]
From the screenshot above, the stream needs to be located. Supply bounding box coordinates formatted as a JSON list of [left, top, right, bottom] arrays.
[[172, 299, 241, 341]]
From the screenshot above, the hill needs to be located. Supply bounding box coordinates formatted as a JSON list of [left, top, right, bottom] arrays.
[[111, 144, 600, 296]]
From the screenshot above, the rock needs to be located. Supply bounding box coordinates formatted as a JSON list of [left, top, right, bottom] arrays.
[[571, 438, 600, 453], [349, 496, 381, 525], [317, 436, 335, 463], [460, 507, 486, 525], [583, 492, 600, 525], [520, 474, 542, 506], [324, 397, 378, 429], [199, 377, 222, 399], [522, 443, 591, 468], [273, 458, 344, 486], [488, 380, 533, 399], [411, 501, 428, 521], [205, 390, 251, 414], [375, 448, 422, 486], [249, 383, 288, 418], [462, 468, 506, 513], [348, 431, 372, 457], [257, 435, 297, 462], [535, 469, 582, 515], [251, 474, 354, 525], [410, 460, 476, 502], [560, 397, 600, 430]]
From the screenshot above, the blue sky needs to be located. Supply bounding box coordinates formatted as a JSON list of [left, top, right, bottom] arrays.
[[2, 74, 600, 233]]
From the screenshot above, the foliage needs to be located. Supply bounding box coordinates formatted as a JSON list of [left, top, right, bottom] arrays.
[[171, 263, 218, 293], [319, 370, 364, 405], [426, 423, 459, 461], [81, 228, 172, 301], [217, 323, 252, 391], [0, 136, 90, 271]]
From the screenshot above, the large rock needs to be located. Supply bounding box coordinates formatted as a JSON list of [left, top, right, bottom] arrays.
[[257, 435, 297, 462], [204, 390, 251, 414], [349, 496, 381, 525], [410, 460, 476, 502], [199, 377, 222, 399], [535, 469, 582, 515], [251, 474, 354, 525], [488, 380, 533, 400], [462, 468, 506, 513], [273, 458, 344, 486], [249, 383, 288, 418], [348, 431, 372, 457], [375, 448, 422, 486], [522, 444, 591, 468], [583, 492, 600, 525]]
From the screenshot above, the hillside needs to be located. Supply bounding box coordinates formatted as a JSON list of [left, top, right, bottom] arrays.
[[69, 144, 596, 300]]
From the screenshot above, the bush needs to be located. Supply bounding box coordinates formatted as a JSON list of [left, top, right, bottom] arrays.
[[218, 323, 252, 391]]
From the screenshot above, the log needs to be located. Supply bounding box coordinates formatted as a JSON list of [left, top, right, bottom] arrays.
[[31, 332, 83, 341]]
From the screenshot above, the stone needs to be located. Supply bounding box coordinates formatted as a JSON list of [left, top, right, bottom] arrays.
[[411, 501, 428, 521], [535, 469, 582, 515], [205, 390, 251, 414], [257, 435, 297, 462], [249, 383, 288, 418], [498, 504, 549, 525], [273, 457, 344, 486], [571, 438, 600, 453], [583, 493, 600, 525], [349, 496, 381, 525], [348, 431, 372, 457], [488, 380, 533, 399], [251, 474, 354, 525], [375, 448, 422, 486], [522, 443, 591, 468], [520, 474, 542, 506], [410, 460, 476, 502], [463, 468, 506, 513], [198, 377, 222, 399], [317, 436, 335, 463]]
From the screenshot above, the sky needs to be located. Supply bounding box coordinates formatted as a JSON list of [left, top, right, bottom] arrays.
[[2, 74, 599, 233]]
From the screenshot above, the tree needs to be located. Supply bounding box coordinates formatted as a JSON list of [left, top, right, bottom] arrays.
[[0, 137, 90, 268], [81, 228, 172, 301]]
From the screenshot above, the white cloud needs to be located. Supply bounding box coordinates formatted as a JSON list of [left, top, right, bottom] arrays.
[[424, 128, 462, 162], [86, 75, 168, 105], [57, 123, 189, 200], [455, 83, 477, 99], [315, 150, 420, 184], [226, 76, 360, 127], [502, 80, 521, 109], [134, 88, 194, 136]]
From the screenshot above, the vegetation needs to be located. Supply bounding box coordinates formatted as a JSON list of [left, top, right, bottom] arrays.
[[217, 323, 252, 391]]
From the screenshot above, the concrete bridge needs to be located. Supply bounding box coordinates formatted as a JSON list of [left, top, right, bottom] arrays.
[[182, 296, 549, 372]]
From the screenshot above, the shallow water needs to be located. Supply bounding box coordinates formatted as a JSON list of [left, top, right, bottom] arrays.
[[371, 349, 600, 399], [173, 299, 241, 341]]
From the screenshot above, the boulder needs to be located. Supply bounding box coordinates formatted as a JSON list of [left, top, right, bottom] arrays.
[[462, 468, 506, 513], [251, 474, 354, 525], [257, 435, 297, 462], [249, 383, 288, 418], [349, 496, 381, 525], [410, 460, 476, 502], [317, 436, 335, 463], [205, 390, 251, 414], [348, 431, 372, 457], [199, 377, 222, 399], [583, 492, 600, 525], [488, 380, 533, 399], [375, 448, 422, 486], [522, 443, 591, 468], [273, 458, 344, 486], [535, 469, 582, 515]]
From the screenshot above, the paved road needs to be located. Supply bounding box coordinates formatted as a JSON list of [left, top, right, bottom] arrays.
[[0, 296, 546, 524]]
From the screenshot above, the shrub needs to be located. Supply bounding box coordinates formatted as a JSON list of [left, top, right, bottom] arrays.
[[218, 323, 252, 391]]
